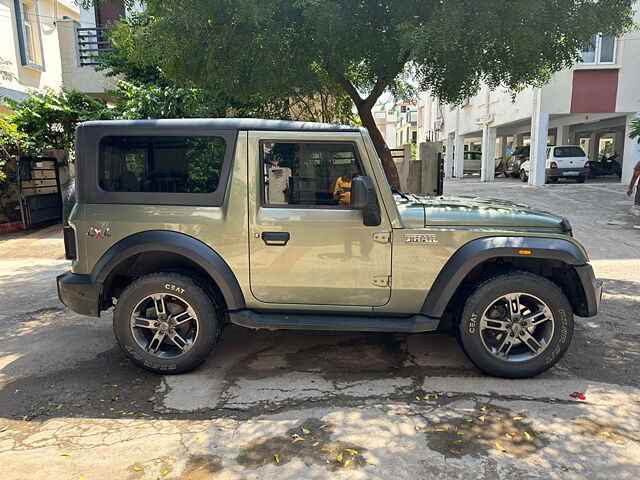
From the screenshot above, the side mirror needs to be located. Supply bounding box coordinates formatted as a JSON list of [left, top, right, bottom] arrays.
[[351, 176, 381, 226]]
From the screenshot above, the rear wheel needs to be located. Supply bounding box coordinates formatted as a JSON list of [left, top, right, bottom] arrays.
[[457, 271, 574, 378], [113, 273, 222, 374], [576, 176, 586, 183]]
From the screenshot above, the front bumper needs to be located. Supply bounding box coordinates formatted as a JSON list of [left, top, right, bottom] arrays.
[[574, 264, 603, 317], [57, 272, 101, 317], [546, 167, 590, 178]]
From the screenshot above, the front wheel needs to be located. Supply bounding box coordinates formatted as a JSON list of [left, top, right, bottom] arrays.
[[519, 169, 528, 182], [457, 271, 574, 378], [113, 273, 222, 374]]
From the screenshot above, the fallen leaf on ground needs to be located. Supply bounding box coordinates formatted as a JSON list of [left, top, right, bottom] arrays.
[[494, 442, 507, 452], [495, 452, 503, 458], [524, 432, 532, 440], [344, 448, 358, 455], [478, 415, 486, 422], [292, 437, 304, 443], [133, 466, 142, 472], [160, 469, 169, 477], [452, 439, 463, 445], [337, 452, 344, 463], [450, 449, 462, 454], [513, 416, 523, 420], [456, 432, 464, 436], [344, 459, 352, 468], [301, 428, 310, 435], [319, 424, 327, 429], [312, 441, 319, 447], [321, 448, 332, 453], [274, 454, 280, 464], [60, 453, 71, 457]]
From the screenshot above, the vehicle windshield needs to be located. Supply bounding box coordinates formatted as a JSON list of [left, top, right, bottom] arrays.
[[554, 146, 585, 158]]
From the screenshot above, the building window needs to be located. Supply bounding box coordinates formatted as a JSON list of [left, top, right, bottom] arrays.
[[15, 0, 45, 69], [581, 34, 616, 65]]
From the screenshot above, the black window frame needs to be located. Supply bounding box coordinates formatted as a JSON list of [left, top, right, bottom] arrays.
[[259, 139, 366, 210], [79, 126, 237, 206]]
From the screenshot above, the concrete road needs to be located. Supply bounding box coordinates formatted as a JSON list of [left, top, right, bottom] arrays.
[[0, 180, 639, 480]]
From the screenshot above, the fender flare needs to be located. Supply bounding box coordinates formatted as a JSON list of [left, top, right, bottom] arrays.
[[91, 230, 245, 310], [420, 236, 588, 318]]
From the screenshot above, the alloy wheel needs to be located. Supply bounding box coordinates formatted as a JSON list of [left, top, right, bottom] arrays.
[[478, 292, 555, 362], [129, 293, 199, 358]]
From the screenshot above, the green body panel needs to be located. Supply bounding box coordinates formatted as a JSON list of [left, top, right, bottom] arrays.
[[71, 131, 253, 305], [70, 127, 588, 317]]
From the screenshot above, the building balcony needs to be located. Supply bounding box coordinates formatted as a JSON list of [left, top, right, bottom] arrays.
[[57, 19, 116, 99]]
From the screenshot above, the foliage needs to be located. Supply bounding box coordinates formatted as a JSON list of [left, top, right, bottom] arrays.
[[95, 11, 356, 124], [0, 57, 15, 82], [109, 80, 221, 119], [629, 118, 640, 142], [102, 0, 634, 186], [3, 88, 112, 157]]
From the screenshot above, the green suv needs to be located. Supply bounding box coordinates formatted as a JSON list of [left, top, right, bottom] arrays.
[[57, 119, 602, 378]]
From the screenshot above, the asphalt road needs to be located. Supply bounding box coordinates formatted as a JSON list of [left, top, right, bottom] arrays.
[[0, 178, 639, 479]]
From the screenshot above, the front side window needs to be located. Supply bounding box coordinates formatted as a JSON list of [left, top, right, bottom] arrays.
[[99, 136, 226, 193], [261, 142, 362, 207], [15, 0, 44, 68], [581, 34, 617, 65]]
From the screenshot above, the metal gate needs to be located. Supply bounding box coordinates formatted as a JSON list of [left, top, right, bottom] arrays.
[[17, 157, 63, 229]]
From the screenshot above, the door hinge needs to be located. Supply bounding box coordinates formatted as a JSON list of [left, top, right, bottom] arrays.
[[372, 275, 392, 287], [373, 231, 391, 244]]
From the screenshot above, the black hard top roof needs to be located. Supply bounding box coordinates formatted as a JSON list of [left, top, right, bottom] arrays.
[[80, 118, 363, 132]]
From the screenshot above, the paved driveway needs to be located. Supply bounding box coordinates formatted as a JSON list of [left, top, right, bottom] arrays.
[[0, 180, 639, 479]]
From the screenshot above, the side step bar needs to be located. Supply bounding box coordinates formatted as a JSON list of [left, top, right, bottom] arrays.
[[229, 310, 440, 333]]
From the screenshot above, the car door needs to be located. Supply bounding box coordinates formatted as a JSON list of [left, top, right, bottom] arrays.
[[247, 130, 392, 307]]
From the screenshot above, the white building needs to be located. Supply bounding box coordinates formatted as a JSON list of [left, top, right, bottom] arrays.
[[1, 0, 141, 112], [418, 3, 640, 186]]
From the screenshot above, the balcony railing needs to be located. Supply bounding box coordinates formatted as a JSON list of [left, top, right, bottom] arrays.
[[76, 27, 113, 67]]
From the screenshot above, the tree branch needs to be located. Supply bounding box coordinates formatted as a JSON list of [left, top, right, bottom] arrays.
[[362, 50, 412, 109], [333, 72, 364, 108]]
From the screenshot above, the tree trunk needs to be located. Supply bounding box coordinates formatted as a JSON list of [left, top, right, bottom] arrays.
[[358, 105, 400, 189]]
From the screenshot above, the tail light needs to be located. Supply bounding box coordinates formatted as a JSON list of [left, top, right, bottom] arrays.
[[584, 161, 590, 167], [550, 161, 558, 168], [63, 226, 77, 260]]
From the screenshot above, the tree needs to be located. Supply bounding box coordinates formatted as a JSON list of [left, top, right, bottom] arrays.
[[86, 0, 634, 187], [95, 12, 356, 124]]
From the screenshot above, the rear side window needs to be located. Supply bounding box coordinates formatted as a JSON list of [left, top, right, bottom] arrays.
[[553, 146, 586, 158], [99, 136, 226, 193]]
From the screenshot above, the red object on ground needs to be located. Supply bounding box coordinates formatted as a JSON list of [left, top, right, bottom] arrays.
[[0, 221, 24, 234], [569, 392, 586, 400]]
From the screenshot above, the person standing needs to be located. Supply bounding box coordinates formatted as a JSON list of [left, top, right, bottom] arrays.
[[627, 160, 640, 206]]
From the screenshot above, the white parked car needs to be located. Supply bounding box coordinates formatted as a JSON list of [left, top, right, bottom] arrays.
[[519, 145, 591, 183]]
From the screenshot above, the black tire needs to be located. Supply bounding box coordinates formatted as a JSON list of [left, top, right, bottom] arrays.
[[457, 271, 574, 379], [519, 169, 528, 182], [576, 176, 586, 183], [510, 172, 519, 178], [113, 273, 222, 374]]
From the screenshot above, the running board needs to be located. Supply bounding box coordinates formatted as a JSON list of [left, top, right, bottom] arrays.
[[228, 310, 440, 333]]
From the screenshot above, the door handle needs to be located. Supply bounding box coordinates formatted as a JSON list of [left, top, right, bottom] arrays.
[[261, 231, 290, 246]]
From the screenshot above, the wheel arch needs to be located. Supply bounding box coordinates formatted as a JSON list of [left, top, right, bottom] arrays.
[[92, 230, 245, 312], [421, 236, 591, 319]]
